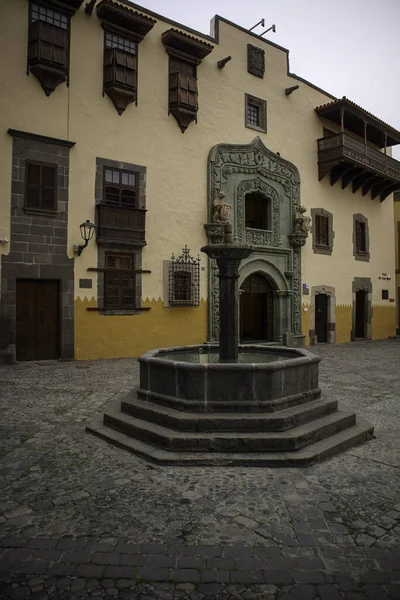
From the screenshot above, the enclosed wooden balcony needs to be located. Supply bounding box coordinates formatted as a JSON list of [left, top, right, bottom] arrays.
[[316, 97, 400, 201], [97, 204, 146, 246], [317, 132, 400, 200]]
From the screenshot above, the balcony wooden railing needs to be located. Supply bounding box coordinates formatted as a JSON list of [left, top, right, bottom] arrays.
[[317, 132, 400, 200], [97, 204, 146, 246]]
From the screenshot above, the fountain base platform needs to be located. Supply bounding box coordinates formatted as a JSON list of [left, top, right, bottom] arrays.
[[86, 345, 373, 466]]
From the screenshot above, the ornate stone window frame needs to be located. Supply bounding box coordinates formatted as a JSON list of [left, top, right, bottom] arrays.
[[353, 213, 370, 262], [309, 285, 336, 344], [245, 94, 267, 134], [311, 208, 334, 255]]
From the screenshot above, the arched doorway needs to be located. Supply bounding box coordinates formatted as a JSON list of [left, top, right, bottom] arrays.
[[240, 273, 274, 342]]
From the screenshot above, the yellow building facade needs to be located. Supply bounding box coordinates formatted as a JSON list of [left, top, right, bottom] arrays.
[[0, 0, 399, 363]]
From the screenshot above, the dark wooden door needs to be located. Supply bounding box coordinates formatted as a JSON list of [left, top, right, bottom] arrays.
[[240, 274, 273, 341], [355, 290, 366, 339], [16, 280, 59, 361], [315, 293, 328, 343]]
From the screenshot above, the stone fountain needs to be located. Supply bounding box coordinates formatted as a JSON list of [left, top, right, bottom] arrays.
[[87, 195, 373, 466]]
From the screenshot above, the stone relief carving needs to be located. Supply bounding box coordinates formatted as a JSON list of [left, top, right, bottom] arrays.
[[247, 44, 265, 78], [207, 137, 302, 341], [294, 206, 311, 234], [213, 191, 231, 224]]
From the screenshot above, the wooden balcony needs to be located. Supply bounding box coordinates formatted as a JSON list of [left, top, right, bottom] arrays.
[[97, 204, 146, 246], [317, 132, 400, 201]]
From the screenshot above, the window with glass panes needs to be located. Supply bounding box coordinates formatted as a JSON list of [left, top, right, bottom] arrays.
[[25, 162, 57, 210], [315, 214, 329, 246], [247, 103, 260, 127], [104, 253, 135, 310], [103, 168, 137, 208], [31, 3, 68, 30], [355, 220, 366, 252]]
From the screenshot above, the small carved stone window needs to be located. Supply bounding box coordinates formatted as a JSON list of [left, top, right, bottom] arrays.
[[311, 209, 334, 255], [25, 161, 57, 211], [103, 168, 137, 209], [168, 56, 198, 133], [28, 2, 70, 96], [104, 253, 135, 310], [245, 94, 267, 133], [166, 246, 200, 307], [353, 214, 370, 262], [103, 31, 137, 115], [245, 192, 270, 230]]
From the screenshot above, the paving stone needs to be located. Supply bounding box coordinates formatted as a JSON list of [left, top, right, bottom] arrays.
[[264, 571, 293, 584], [146, 555, 176, 568], [229, 571, 264, 584], [363, 584, 392, 599], [293, 570, 325, 584], [75, 564, 105, 578], [355, 535, 375, 547], [104, 566, 135, 579], [119, 553, 146, 566], [223, 546, 255, 558], [91, 552, 120, 566], [176, 557, 204, 569], [317, 584, 344, 599], [137, 568, 170, 581], [200, 570, 230, 583], [196, 582, 222, 595], [235, 558, 265, 570], [170, 569, 200, 582]]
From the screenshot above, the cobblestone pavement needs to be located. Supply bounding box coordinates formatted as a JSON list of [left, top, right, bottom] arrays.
[[0, 340, 399, 599]]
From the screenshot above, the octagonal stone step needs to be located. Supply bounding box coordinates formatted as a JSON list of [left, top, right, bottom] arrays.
[[120, 395, 338, 433], [86, 408, 374, 466], [102, 408, 356, 453]]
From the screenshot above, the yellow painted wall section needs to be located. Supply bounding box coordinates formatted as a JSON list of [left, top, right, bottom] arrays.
[[74, 298, 207, 360], [301, 303, 310, 346], [336, 305, 352, 344], [372, 305, 396, 340]]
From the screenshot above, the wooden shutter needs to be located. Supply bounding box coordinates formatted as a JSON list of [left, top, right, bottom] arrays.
[[104, 49, 136, 90], [170, 73, 198, 109], [26, 163, 56, 210], [105, 254, 135, 309], [29, 21, 67, 68], [26, 163, 41, 208]]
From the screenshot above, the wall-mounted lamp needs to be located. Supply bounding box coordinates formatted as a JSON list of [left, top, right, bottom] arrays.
[[85, 0, 96, 15], [249, 18, 265, 32], [379, 273, 391, 280], [74, 220, 96, 256], [0, 238, 9, 244], [260, 24, 276, 36]]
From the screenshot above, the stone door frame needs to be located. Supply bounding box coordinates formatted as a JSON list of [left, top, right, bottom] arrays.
[[206, 137, 303, 345], [309, 285, 336, 344]]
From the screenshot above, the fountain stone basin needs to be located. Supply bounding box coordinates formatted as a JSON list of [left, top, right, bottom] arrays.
[[138, 344, 321, 413]]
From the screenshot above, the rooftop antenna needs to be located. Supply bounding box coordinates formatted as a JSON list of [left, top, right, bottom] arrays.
[[260, 24, 276, 36], [249, 18, 265, 32]]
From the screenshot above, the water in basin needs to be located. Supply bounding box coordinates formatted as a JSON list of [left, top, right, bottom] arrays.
[[160, 349, 298, 364]]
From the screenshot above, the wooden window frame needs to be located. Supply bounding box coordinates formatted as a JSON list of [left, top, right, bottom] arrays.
[[315, 214, 330, 247], [245, 192, 271, 231], [382, 289, 389, 300], [245, 94, 267, 133], [24, 160, 58, 213], [311, 208, 334, 256], [102, 166, 139, 210], [104, 252, 136, 311], [353, 213, 370, 262], [27, 0, 71, 90], [355, 220, 366, 253], [102, 27, 138, 114]]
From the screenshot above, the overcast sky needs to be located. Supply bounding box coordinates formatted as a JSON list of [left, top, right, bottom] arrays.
[[135, 0, 400, 158]]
